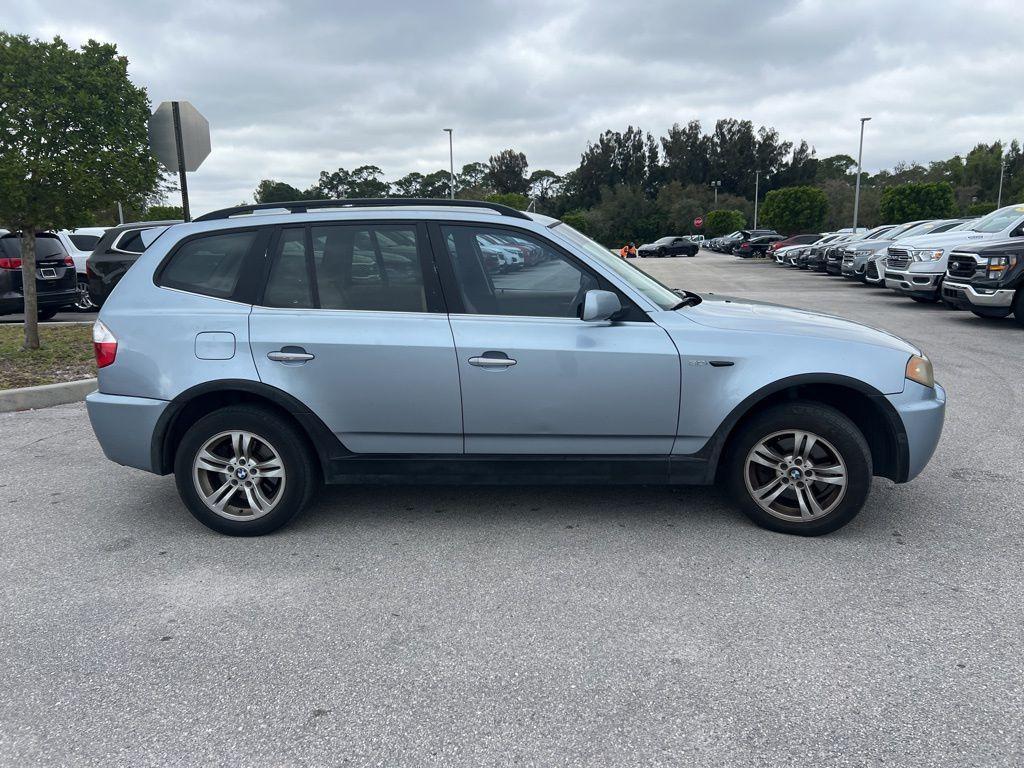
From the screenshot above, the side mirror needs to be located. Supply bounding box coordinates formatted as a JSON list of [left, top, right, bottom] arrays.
[[581, 289, 622, 322]]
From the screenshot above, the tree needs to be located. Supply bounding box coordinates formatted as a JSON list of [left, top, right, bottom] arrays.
[[392, 172, 426, 197], [879, 182, 957, 223], [485, 192, 530, 210], [760, 186, 829, 234], [254, 179, 305, 203], [315, 165, 390, 198], [528, 169, 562, 205], [145, 204, 184, 220], [583, 185, 661, 246], [487, 149, 529, 195], [458, 162, 489, 190], [704, 209, 747, 238], [0, 34, 158, 349]]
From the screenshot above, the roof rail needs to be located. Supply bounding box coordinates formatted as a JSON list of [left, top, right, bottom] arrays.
[[193, 197, 531, 222]]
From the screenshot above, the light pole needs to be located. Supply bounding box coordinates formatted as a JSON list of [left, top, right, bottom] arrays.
[[710, 180, 721, 207], [442, 128, 455, 199], [852, 117, 871, 230], [753, 169, 760, 229], [997, 158, 1007, 209]]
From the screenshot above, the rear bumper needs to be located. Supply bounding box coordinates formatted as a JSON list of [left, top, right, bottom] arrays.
[[886, 381, 946, 482], [941, 280, 1015, 309], [86, 391, 169, 473], [0, 288, 78, 314]]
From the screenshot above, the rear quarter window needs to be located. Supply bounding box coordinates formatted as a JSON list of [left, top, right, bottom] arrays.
[[158, 231, 256, 299]]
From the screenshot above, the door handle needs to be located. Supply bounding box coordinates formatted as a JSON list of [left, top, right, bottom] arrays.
[[268, 348, 315, 363], [468, 353, 516, 368]]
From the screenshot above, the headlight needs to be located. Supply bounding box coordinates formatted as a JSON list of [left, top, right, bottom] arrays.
[[906, 354, 934, 388], [987, 254, 1018, 279], [911, 249, 945, 261]]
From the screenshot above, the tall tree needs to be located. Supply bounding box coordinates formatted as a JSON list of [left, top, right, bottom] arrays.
[[487, 149, 529, 195], [254, 179, 305, 203], [316, 165, 390, 198], [0, 34, 158, 349], [661, 120, 711, 187]]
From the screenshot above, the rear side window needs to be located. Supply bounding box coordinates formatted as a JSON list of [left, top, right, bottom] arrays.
[[115, 230, 148, 253], [159, 231, 255, 299], [261, 223, 428, 313], [69, 234, 101, 251]]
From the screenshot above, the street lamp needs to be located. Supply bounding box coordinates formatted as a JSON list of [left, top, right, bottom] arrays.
[[852, 117, 871, 230], [442, 128, 455, 199], [710, 180, 722, 207], [997, 157, 1007, 209], [753, 169, 760, 229]]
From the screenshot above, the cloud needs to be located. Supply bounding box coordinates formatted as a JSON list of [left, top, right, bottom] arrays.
[[7, 0, 1024, 213]]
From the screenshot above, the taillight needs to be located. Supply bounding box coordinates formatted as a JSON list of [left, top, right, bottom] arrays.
[[64, 256, 75, 267], [93, 320, 117, 368], [0, 257, 22, 269]]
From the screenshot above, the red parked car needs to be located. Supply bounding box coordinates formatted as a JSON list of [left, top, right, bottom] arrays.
[[767, 233, 823, 254]]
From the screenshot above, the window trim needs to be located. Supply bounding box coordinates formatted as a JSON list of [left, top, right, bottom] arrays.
[[255, 220, 445, 314], [426, 220, 649, 322], [154, 226, 266, 302]]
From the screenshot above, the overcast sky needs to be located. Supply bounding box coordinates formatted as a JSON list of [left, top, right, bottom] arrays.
[[8, 0, 1024, 213]]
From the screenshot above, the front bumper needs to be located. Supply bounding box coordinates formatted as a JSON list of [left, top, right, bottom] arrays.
[[886, 380, 946, 482], [941, 280, 1015, 309], [86, 391, 169, 474], [884, 269, 943, 297]]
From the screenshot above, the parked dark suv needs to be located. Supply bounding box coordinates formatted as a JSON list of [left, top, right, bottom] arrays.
[[86, 220, 179, 307], [637, 236, 699, 258], [734, 234, 786, 258], [942, 238, 1024, 325], [0, 233, 78, 319]]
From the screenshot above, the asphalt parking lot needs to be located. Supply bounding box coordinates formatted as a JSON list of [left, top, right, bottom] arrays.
[[1, 251, 1021, 767]]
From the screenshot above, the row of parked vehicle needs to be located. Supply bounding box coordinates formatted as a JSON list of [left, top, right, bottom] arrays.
[[763, 204, 1024, 326]]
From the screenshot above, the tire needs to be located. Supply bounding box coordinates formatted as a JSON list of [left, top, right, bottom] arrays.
[[724, 403, 872, 536], [657, 248, 666, 258], [911, 296, 938, 304], [74, 278, 96, 312], [174, 405, 320, 536], [37, 308, 59, 321], [1013, 290, 1024, 328]]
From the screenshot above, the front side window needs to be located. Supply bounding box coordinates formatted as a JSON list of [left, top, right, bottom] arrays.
[[159, 231, 255, 298], [442, 225, 599, 318]]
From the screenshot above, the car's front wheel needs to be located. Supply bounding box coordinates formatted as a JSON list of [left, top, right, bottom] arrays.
[[174, 405, 319, 536], [726, 403, 872, 536], [74, 278, 95, 311]]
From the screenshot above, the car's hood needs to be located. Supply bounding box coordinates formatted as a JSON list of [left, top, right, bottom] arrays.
[[680, 294, 919, 354], [845, 237, 896, 253], [890, 230, 995, 249], [638, 243, 658, 249]]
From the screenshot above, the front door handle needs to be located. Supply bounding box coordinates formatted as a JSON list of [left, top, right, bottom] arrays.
[[268, 347, 315, 363], [468, 352, 516, 368]]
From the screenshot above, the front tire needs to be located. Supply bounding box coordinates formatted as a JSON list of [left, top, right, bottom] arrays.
[[970, 307, 1011, 319], [174, 405, 319, 536], [74, 278, 96, 311], [725, 403, 872, 536]]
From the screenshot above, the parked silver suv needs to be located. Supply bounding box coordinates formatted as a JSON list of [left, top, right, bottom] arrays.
[[86, 199, 946, 537]]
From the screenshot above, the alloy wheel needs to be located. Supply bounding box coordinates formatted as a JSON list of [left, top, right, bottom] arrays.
[[743, 430, 848, 522], [74, 282, 95, 312], [192, 430, 286, 521]]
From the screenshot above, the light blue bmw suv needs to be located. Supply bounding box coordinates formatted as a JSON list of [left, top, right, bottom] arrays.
[[86, 199, 945, 537]]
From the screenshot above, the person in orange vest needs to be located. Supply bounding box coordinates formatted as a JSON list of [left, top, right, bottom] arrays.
[[628, 243, 638, 258], [619, 244, 630, 259]]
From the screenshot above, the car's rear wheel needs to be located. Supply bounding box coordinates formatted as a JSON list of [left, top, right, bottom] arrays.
[[37, 308, 59, 321], [74, 278, 95, 311], [725, 403, 872, 536], [174, 405, 319, 536], [1013, 290, 1024, 328]]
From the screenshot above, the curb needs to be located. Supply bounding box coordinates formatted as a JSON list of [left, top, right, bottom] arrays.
[[0, 378, 97, 414]]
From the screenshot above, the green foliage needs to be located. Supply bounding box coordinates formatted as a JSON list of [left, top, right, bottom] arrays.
[[487, 149, 529, 195], [145, 204, 183, 220], [316, 165, 390, 198], [704, 209, 747, 237], [484, 192, 530, 211], [879, 182, 957, 223], [582, 185, 662, 246], [254, 179, 306, 203], [967, 201, 997, 216], [560, 210, 589, 234], [760, 186, 828, 234]]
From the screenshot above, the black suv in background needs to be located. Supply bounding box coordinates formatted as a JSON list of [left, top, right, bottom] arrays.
[[637, 236, 700, 258], [0, 232, 78, 319], [943, 239, 1024, 325], [733, 233, 786, 258], [86, 220, 178, 307]]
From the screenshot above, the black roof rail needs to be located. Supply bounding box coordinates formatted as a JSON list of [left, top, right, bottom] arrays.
[[193, 197, 531, 222]]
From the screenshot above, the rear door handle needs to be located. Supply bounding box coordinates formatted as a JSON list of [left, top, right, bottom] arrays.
[[468, 352, 516, 368], [268, 347, 315, 363]]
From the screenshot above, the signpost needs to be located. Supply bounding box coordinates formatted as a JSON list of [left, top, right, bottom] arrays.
[[148, 101, 211, 222]]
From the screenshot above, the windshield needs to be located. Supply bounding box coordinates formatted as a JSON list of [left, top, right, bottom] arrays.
[[887, 221, 928, 240], [551, 223, 682, 310], [862, 225, 894, 239], [897, 220, 957, 239], [970, 206, 1024, 233], [654, 237, 676, 244]]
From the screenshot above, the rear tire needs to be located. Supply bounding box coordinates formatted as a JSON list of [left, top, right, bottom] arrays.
[[37, 308, 59, 321], [1013, 290, 1024, 328], [174, 405, 319, 536], [724, 403, 872, 536], [74, 278, 96, 311]]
